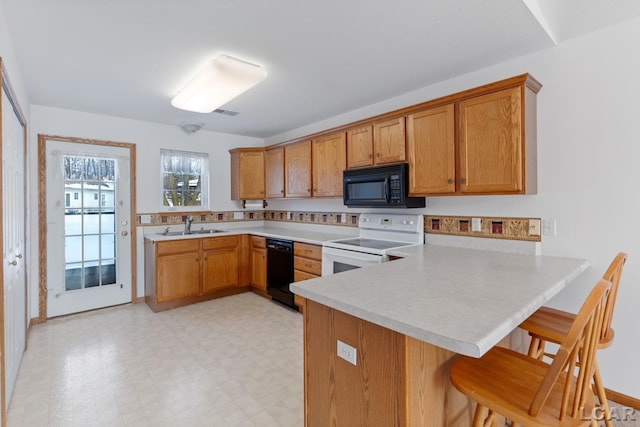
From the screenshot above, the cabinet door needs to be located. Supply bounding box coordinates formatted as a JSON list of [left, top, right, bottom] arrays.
[[374, 117, 406, 164], [347, 125, 374, 169], [251, 247, 267, 290], [202, 247, 240, 292], [312, 132, 346, 197], [459, 87, 523, 194], [239, 150, 265, 199], [285, 140, 312, 198], [407, 104, 456, 195], [265, 147, 285, 198], [156, 252, 200, 302]]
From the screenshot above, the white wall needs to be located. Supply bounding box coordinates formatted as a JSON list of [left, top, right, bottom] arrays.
[[27, 106, 262, 317], [268, 20, 640, 397]]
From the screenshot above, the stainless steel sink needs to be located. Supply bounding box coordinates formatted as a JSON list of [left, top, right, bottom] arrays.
[[158, 229, 227, 236], [191, 229, 227, 234]]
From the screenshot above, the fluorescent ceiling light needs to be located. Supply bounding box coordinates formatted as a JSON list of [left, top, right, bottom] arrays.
[[171, 54, 267, 113]]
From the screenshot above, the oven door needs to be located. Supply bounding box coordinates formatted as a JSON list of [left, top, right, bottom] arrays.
[[321, 246, 387, 276]]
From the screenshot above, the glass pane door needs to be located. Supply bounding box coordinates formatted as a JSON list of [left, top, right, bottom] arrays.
[[63, 156, 117, 291]]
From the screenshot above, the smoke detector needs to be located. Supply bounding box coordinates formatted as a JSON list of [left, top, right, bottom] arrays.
[[180, 121, 204, 134]]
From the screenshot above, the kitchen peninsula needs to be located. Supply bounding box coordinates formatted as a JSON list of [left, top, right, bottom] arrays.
[[291, 245, 589, 426]]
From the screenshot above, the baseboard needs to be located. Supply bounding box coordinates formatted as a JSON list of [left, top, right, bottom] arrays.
[[607, 388, 640, 410], [134, 296, 145, 303]]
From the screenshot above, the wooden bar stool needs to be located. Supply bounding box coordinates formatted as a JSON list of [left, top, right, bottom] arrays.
[[519, 252, 627, 427], [450, 279, 611, 427]]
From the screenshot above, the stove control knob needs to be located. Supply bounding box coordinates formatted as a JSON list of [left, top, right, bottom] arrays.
[[409, 221, 414, 225], [402, 220, 408, 225]]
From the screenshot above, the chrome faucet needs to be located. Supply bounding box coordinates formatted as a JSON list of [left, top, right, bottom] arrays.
[[185, 216, 193, 234]]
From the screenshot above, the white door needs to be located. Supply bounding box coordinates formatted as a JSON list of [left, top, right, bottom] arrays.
[[46, 140, 132, 317], [2, 89, 26, 408]]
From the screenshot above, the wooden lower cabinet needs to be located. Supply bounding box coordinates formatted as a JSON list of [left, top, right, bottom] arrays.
[[145, 235, 248, 312], [293, 242, 322, 281], [249, 235, 267, 293], [156, 250, 201, 302], [304, 300, 474, 427], [202, 236, 241, 292]]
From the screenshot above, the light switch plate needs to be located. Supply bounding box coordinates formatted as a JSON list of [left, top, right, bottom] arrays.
[[543, 219, 557, 236], [472, 217, 482, 232], [337, 340, 357, 366], [233, 212, 243, 220], [140, 214, 151, 224]]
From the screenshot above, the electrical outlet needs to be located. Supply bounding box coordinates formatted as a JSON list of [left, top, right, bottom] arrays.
[[471, 217, 482, 232], [528, 219, 541, 236], [337, 340, 357, 366], [287, 211, 292, 220], [140, 214, 151, 224], [543, 219, 557, 236], [233, 212, 243, 220], [341, 213, 347, 223]]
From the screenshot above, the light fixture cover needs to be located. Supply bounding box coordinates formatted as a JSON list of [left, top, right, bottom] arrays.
[[171, 54, 267, 113]]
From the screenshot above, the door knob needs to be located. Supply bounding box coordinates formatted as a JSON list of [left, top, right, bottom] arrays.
[[121, 230, 128, 236], [16, 253, 23, 258], [9, 260, 17, 266]]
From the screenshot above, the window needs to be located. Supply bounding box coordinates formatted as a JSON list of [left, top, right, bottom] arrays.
[[160, 149, 209, 210], [73, 192, 79, 200], [65, 193, 71, 207], [94, 193, 98, 200]]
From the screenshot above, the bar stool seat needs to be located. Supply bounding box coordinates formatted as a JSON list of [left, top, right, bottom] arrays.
[[451, 279, 612, 427]]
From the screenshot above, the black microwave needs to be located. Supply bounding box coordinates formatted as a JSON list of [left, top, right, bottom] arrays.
[[343, 163, 425, 208]]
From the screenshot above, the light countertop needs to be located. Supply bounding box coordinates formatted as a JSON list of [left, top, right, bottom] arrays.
[[291, 244, 589, 358], [143, 224, 356, 245]]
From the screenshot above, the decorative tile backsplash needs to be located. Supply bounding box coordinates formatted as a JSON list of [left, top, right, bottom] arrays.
[[136, 210, 360, 227], [137, 211, 541, 242], [425, 215, 541, 242]]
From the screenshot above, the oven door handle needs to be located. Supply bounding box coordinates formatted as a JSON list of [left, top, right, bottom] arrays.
[[323, 247, 385, 263], [384, 177, 391, 203]]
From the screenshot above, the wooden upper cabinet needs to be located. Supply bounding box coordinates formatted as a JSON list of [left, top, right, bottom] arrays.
[[312, 132, 346, 197], [374, 117, 406, 164], [285, 140, 312, 198], [229, 148, 265, 200], [265, 147, 285, 198], [347, 125, 374, 169], [459, 86, 536, 194], [407, 104, 456, 195]]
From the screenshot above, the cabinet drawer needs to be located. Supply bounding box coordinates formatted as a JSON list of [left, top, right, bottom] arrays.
[[294, 257, 322, 276], [202, 235, 240, 250], [294, 242, 322, 260], [251, 235, 266, 248], [294, 269, 320, 282], [156, 239, 199, 255]]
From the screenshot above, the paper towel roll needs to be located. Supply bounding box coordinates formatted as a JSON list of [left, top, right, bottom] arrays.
[[243, 200, 265, 209]]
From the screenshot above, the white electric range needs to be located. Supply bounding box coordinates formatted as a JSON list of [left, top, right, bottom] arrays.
[[322, 213, 424, 276]]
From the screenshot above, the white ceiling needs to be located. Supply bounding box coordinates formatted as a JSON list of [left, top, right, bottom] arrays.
[[2, 0, 640, 138]]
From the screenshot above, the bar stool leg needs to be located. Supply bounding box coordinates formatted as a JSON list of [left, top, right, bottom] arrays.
[[527, 336, 544, 360], [592, 360, 613, 427], [472, 404, 497, 427]]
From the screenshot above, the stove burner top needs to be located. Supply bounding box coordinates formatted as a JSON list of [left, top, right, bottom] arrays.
[[329, 238, 409, 250]]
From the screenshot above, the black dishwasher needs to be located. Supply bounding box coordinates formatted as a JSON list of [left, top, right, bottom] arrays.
[[266, 238, 296, 309]]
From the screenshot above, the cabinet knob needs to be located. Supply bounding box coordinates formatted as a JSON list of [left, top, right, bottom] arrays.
[[368, 154, 372, 159], [447, 178, 453, 184], [307, 188, 311, 192], [460, 178, 466, 184], [195, 258, 200, 262], [376, 153, 380, 157], [260, 191, 264, 194], [281, 190, 284, 193]]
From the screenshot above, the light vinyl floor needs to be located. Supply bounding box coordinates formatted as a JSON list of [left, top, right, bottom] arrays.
[[7, 293, 304, 427]]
